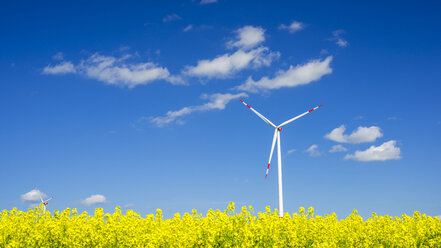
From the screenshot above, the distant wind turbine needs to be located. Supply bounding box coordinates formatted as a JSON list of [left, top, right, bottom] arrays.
[[239, 100, 323, 218], [35, 187, 54, 213]]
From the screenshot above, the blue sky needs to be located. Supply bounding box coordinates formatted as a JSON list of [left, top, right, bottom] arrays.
[[1, 0, 440, 219]]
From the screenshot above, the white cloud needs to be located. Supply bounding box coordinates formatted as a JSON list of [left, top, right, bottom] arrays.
[[166, 75, 186, 85], [44, 53, 184, 88], [329, 144, 347, 153], [81, 194, 107, 205], [183, 24, 213, 32], [279, 21, 304, 33], [119, 46, 130, 52], [184, 47, 279, 78], [184, 25, 278, 79], [80, 54, 180, 88], [162, 14, 182, 22], [306, 144, 320, 157], [287, 148, 296, 154], [200, 0, 217, 4], [21, 189, 47, 202], [331, 30, 348, 47], [344, 140, 401, 162], [227, 26, 265, 50], [150, 92, 247, 127], [325, 125, 383, 144], [43, 61, 76, 75], [52, 52, 64, 61], [236, 56, 332, 92], [123, 203, 135, 208], [325, 125, 350, 143], [336, 39, 348, 47], [332, 30, 344, 36], [183, 25, 193, 32]]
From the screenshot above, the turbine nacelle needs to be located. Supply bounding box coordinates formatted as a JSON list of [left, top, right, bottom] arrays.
[[34, 187, 54, 213]]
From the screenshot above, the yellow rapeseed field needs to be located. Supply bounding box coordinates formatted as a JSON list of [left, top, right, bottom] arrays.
[[1, 202, 440, 247]]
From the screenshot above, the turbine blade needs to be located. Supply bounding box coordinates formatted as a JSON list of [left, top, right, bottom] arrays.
[[35, 187, 44, 203], [265, 129, 278, 179], [239, 100, 276, 128], [45, 196, 54, 203], [278, 104, 323, 128]]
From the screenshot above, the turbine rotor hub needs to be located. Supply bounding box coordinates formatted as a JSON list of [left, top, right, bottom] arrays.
[[278, 127, 282, 131]]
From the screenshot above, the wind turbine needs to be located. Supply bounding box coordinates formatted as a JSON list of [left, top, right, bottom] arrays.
[[35, 187, 54, 213], [239, 100, 323, 217]]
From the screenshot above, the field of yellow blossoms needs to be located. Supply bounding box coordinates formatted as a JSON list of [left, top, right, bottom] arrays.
[[1, 202, 441, 247]]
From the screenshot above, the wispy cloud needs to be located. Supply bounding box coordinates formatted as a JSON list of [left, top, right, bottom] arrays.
[[331, 30, 348, 47], [183, 24, 193, 32], [336, 39, 348, 47], [183, 24, 213, 32], [344, 140, 401, 162], [279, 21, 304, 33], [52, 52, 64, 61], [43, 53, 184, 88], [329, 144, 347, 153], [123, 203, 135, 208], [325, 125, 383, 144], [119, 46, 130, 52], [236, 56, 332, 93], [320, 49, 329, 54], [162, 14, 182, 22], [200, 0, 218, 4], [306, 144, 320, 156], [150, 92, 247, 127], [287, 148, 296, 154], [81, 194, 107, 205], [21, 189, 47, 202], [43, 61, 76, 75]]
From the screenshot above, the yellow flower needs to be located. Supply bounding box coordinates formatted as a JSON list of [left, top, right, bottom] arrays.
[[0, 203, 440, 247]]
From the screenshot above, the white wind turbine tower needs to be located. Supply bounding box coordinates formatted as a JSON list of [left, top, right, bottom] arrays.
[[239, 100, 323, 218], [35, 188, 54, 213]]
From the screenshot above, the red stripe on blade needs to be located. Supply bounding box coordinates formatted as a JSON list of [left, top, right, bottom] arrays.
[[267, 163, 270, 169], [308, 109, 314, 112], [318, 104, 323, 107], [265, 174, 267, 179], [246, 105, 251, 109], [239, 100, 244, 103]]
